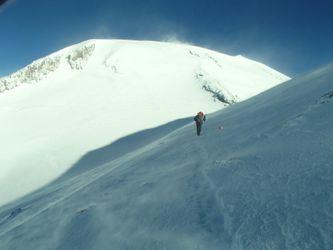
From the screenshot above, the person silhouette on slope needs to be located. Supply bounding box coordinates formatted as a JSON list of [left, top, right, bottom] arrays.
[[194, 111, 206, 136]]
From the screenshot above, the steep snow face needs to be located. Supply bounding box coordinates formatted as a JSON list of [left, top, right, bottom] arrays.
[[0, 39, 289, 206], [0, 64, 331, 250]]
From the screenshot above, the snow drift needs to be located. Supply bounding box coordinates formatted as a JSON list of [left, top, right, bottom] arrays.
[[0, 62, 331, 249], [0, 39, 289, 206]]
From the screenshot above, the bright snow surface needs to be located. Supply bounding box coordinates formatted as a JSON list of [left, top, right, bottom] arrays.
[[0, 39, 289, 206], [0, 60, 332, 248]]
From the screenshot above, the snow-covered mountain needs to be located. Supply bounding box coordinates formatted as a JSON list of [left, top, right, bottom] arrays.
[[0, 60, 332, 249], [0, 40, 287, 101], [0, 39, 289, 206]]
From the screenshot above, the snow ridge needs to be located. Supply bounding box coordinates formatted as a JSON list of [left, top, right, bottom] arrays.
[[195, 72, 239, 104], [0, 56, 61, 92], [0, 40, 289, 102], [0, 43, 95, 93], [66, 44, 95, 70]]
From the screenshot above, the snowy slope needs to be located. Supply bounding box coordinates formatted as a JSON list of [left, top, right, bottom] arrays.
[[0, 63, 331, 249], [0, 39, 289, 206]]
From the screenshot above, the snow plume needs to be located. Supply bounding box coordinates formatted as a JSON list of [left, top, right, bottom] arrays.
[[161, 32, 190, 45], [92, 25, 119, 40]]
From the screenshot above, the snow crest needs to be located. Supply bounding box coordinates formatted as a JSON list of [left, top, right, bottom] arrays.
[[0, 43, 95, 93], [0, 56, 61, 92], [66, 44, 95, 70]]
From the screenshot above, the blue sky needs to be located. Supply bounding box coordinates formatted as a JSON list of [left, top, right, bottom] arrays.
[[0, 0, 332, 77]]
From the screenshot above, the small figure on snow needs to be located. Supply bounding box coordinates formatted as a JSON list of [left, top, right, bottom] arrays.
[[194, 111, 206, 136]]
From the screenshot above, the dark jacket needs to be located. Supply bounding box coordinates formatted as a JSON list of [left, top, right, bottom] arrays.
[[194, 114, 206, 125]]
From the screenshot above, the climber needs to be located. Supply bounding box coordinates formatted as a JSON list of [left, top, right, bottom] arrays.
[[194, 111, 206, 136]]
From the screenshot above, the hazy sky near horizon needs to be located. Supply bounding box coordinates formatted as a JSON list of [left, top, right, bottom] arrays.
[[1, 0, 333, 77]]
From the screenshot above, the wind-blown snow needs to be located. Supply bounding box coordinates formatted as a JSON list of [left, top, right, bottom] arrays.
[[0, 62, 331, 250], [0, 39, 289, 206]]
